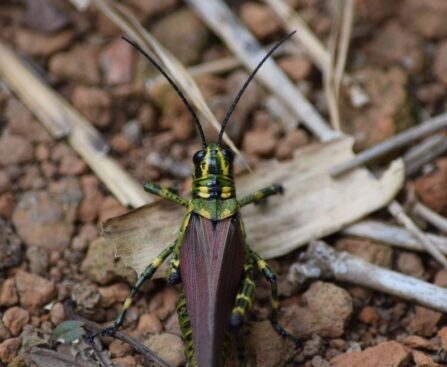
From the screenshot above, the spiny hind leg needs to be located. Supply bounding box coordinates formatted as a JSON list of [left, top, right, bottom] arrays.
[[238, 184, 283, 207], [249, 249, 300, 346], [144, 182, 189, 207], [230, 260, 256, 366], [178, 291, 197, 367], [85, 243, 175, 342], [166, 213, 191, 285]]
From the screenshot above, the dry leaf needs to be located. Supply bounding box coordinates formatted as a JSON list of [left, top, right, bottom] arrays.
[[103, 137, 404, 277]]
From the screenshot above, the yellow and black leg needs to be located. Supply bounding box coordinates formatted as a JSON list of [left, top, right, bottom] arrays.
[[167, 253, 181, 285], [238, 184, 283, 207], [178, 291, 197, 367], [144, 182, 189, 208], [230, 261, 256, 366], [249, 249, 300, 346], [86, 243, 176, 342]]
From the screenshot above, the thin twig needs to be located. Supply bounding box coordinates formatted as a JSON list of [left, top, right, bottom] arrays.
[[64, 301, 173, 367], [388, 201, 447, 268], [342, 220, 447, 254], [413, 202, 447, 235], [330, 112, 447, 177], [289, 241, 447, 313], [186, 0, 340, 141], [403, 133, 447, 176]]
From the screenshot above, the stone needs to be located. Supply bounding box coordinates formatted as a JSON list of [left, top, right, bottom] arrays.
[[151, 9, 210, 65], [109, 339, 132, 358], [401, 335, 438, 351], [0, 338, 21, 364], [335, 238, 393, 268], [144, 333, 186, 367], [71, 283, 100, 314], [49, 302, 65, 326], [111, 356, 136, 367], [6, 99, 51, 143], [0, 321, 10, 342], [0, 221, 22, 271], [137, 313, 163, 335], [240, 2, 281, 39], [71, 224, 98, 251], [15, 28, 75, 58], [406, 306, 442, 337], [396, 252, 425, 278], [79, 176, 103, 223], [434, 41, 447, 85], [12, 191, 75, 251], [72, 86, 112, 129], [342, 67, 413, 150], [400, 0, 447, 39], [82, 237, 136, 285], [331, 341, 409, 367], [0, 193, 14, 219], [285, 281, 353, 338], [434, 269, 447, 288], [356, 0, 398, 22], [15, 271, 56, 312], [127, 0, 178, 19], [49, 44, 100, 84], [366, 21, 425, 74], [98, 196, 127, 224], [0, 171, 11, 194], [437, 327, 447, 349], [278, 55, 313, 81], [415, 83, 446, 104], [101, 39, 134, 85], [22, 0, 70, 33], [243, 128, 278, 157], [0, 278, 18, 307], [26, 246, 49, 275], [99, 283, 130, 308], [276, 129, 310, 160], [358, 306, 381, 325], [414, 158, 447, 215], [2, 307, 29, 336], [59, 154, 87, 176], [412, 351, 440, 367], [246, 320, 296, 367], [0, 135, 33, 166]]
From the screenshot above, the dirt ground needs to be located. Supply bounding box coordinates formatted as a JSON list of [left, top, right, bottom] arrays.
[[1, 0, 447, 366]]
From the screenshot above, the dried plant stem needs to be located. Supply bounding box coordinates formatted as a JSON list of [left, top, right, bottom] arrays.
[[413, 202, 447, 235], [343, 220, 447, 254], [388, 201, 447, 267], [403, 133, 447, 176], [289, 241, 447, 313], [64, 301, 173, 367], [0, 42, 150, 208], [330, 112, 447, 177], [186, 0, 339, 141]]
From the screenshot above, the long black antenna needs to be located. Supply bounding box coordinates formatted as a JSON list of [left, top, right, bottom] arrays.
[[122, 36, 207, 148], [218, 31, 296, 145]]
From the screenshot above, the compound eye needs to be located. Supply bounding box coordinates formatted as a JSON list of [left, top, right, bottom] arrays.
[[222, 149, 234, 162], [193, 150, 206, 165]]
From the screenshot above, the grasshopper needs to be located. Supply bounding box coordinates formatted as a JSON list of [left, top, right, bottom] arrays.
[[90, 32, 299, 366]]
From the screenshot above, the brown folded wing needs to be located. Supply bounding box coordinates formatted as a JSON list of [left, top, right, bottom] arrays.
[[180, 213, 245, 367]]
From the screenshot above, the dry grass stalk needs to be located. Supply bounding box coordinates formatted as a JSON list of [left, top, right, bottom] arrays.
[[0, 42, 150, 208], [343, 220, 447, 254], [264, 0, 368, 108], [185, 0, 340, 140], [330, 112, 447, 177]]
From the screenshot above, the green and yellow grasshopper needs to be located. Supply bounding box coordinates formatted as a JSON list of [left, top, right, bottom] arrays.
[[91, 32, 299, 366]]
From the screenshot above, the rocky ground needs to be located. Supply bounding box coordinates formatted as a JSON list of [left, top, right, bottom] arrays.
[[1, 0, 447, 366]]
